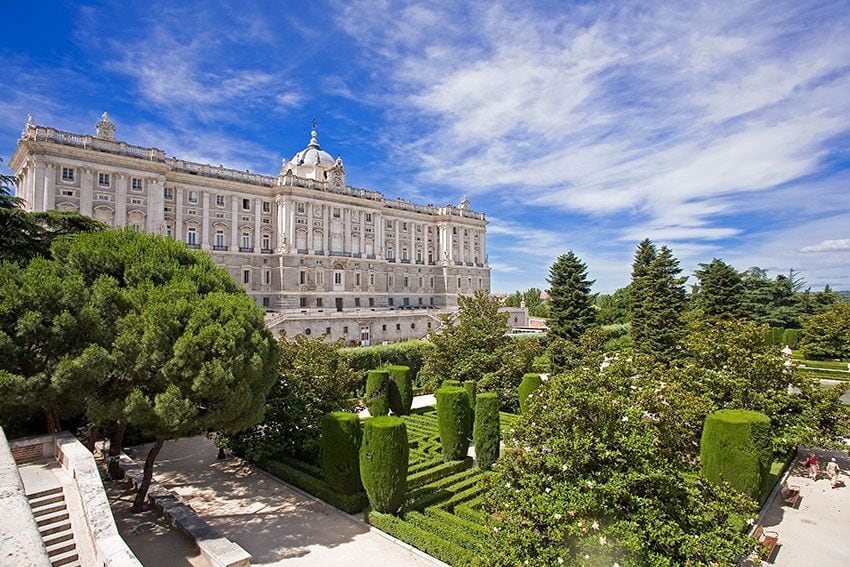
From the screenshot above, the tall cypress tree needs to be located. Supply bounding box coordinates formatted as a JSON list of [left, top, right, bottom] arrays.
[[546, 251, 596, 340], [629, 239, 657, 347], [694, 258, 744, 321]]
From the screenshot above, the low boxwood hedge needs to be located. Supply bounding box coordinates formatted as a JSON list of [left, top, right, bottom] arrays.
[[367, 511, 474, 566], [258, 457, 367, 513]]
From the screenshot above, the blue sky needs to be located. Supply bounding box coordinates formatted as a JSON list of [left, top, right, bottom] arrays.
[[3, 1, 850, 293]]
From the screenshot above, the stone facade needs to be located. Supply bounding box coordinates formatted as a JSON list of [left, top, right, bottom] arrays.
[[9, 114, 491, 343]]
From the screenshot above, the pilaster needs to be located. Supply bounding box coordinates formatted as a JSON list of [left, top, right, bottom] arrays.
[[201, 192, 211, 249], [175, 187, 183, 241], [115, 174, 127, 227], [43, 163, 55, 211], [231, 196, 239, 249], [254, 198, 262, 253], [80, 168, 94, 217]]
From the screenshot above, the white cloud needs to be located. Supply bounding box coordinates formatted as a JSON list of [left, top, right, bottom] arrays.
[[800, 239, 850, 253]]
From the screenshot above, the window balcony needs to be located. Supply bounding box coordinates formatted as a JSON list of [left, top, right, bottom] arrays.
[[465, 262, 474, 266], [187, 243, 200, 249], [352, 252, 362, 258], [366, 254, 376, 259], [313, 250, 325, 256], [387, 258, 396, 263], [329, 251, 351, 257], [476, 262, 485, 267], [239, 246, 253, 253], [261, 248, 274, 254], [213, 245, 229, 251], [297, 248, 308, 254], [415, 260, 424, 265], [454, 261, 463, 266], [400, 258, 411, 264]]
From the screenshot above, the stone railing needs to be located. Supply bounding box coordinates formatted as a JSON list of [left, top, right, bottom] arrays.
[[22, 125, 167, 161], [0, 427, 51, 566]]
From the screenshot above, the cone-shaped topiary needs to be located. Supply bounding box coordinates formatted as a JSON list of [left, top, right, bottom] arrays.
[[442, 379, 462, 388], [473, 393, 500, 470], [387, 365, 414, 415], [366, 369, 390, 416], [700, 409, 772, 500], [518, 373, 543, 414], [436, 386, 471, 461], [320, 412, 363, 494], [463, 380, 476, 431], [359, 416, 409, 514]]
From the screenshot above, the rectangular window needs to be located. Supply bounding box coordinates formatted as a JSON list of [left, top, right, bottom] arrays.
[[216, 195, 225, 207], [388, 298, 394, 306], [355, 273, 361, 286], [187, 228, 197, 246], [297, 203, 305, 213], [97, 194, 111, 201], [369, 297, 374, 307], [163, 187, 173, 200], [243, 269, 251, 284], [263, 269, 271, 285], [61, 189, 75, 196], [386, 220, 392, 229], [98, 173, 110, 187], [299, 271, 306, 285], [188, 191, 198, 204], [418, 277, 423, 287], [457, 277, 462, 288], [396, 324, 401, 331], [263, 201, 271, 213], [334, 272, 342, 285], [354, 298, 361, 307], [262, 234, 270, 250], [343, 326, 349, 333], [403, 277, 409, 287], [130, 198, 142, 205], [300, 297, 307, 308], [402, 222, 408, 231], [316, 298, 323, 308], [333, 207, 341, 218], [131, 178, 142, 191], [366, 213, 372, 223], [370, 273, 375, 286], [61, 167, 75, 182], [263, 297, 270, 308], [382, 324, 387, 331], [242, 198, 250, 210], [388, 276, 394, 287], [241, 232, 251, 249], [166, 224, 173, 237], [215, 230, 225, 247]]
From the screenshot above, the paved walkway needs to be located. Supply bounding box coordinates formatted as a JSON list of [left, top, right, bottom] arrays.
[[758, 448, 850, 566], [127, 437, 433, 566]]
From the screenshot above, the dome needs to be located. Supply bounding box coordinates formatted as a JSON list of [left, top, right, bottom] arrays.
[[288, 129, 334, 167]]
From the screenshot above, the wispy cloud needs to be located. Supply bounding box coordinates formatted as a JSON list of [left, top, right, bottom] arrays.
[[800, 239, 850, 253]]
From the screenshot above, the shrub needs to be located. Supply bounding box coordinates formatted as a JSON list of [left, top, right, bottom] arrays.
[[764, 327, 785, 346], [366, 370, 390, 416], [442, 379, 462, 388], [320, 412, 363, 495], [782, 328, 801, 349], [518, 373, 542, 414], [463, 380, 476, 431], [387, 365, 414, 415], [700, 409, 772, 500], [259, 456, 367, 513], [339, 340, 435, 387], [436, 386, 471, 461], [473, 393, 500, 470], [477, 338, 542, 412], [359, 416, 409, 514]]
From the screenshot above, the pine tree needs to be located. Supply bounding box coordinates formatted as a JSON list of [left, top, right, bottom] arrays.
[[546, 251, 596, 340], [633, 243, 687, 358], [693, 259, 743, 321], [629, 239, 657, 347]]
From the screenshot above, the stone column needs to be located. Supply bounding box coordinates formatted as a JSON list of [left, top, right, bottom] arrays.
[[43, 163, 55, 211], [231, 196, 239, 249], [480, 229, 486, 264], [344, 208, 351, 254], [275, 198, 285, 250], [254, 198, 262, 253], [175, 187, 183, 241], [359, 215, 366, 257], [375, 212, 383, 255], [31, 160, 46, 212], [115, 174, 127, 227], [148, 178, 165, 234], [307, 202, 315, 251], [410, 222, 416, 261], [288, 202, 296, 251], [322, 205, 329, 253], [201, 192, 211, 249], [80, 168, 94, 217]]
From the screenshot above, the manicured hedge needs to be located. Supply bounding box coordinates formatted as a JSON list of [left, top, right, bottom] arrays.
[[320, 412, 363, 494], [473, 393, 500, 470], [782, 328, 802, 349], [339, 340, 435, 382], [442, 379, 462, 388], [463, 380, 476, 432], [764, 327, 785, 346], [367, 511, 474, 566], [518, 373, 543, 414], [387, 365, 414, 415], [700, 409, 772, 500], [258, 457, 367, 513], [366, 369, 390, 416], [360, 416, 409, 514], [407, 458, 473, 490], [436, 386, 471, 462]]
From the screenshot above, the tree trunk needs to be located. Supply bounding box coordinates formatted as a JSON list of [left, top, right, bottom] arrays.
[[131, 438, 163, 513], [44, 406, 61, 433], [108, 420, 127, 480]]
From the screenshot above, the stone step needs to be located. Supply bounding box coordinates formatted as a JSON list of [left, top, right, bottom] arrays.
[[27, 486, 63, 501], [39, 520, 73, 538], [45, 539, 76, 558], [42, 529, 74, 548], [36, 509, 70, 528], [29, 492, 65, 508], [50, 547, 79, 567], [32, 502, 67, 518]]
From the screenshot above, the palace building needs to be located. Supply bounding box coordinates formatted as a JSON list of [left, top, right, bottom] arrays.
[[9, 114, 503, 343]]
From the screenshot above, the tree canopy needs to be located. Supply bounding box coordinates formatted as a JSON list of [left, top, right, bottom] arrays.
[[546, 251, 596, 341]]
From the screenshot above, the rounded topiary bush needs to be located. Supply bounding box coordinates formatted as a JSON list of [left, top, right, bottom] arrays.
[[320, 412, 363, 494], [518, 373, 543, 414], [442, 379, 462, 388], [473, 393, 500, 470], [366, 369, 390, 416], [387, 365, 414, 415], [359, 416, 409, 514], [700, 409, 772, 500], [436, 386, 471, 461]]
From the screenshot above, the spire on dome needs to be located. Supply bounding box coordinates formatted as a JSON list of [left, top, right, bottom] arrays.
[[308, 118, 321, 149]]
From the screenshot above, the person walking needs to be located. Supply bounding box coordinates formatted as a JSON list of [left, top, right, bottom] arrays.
[[806, 453, 819, 479], [826, 457, 842, 487]]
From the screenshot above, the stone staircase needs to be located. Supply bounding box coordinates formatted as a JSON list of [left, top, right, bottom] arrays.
[[27, 486, 80, 567]]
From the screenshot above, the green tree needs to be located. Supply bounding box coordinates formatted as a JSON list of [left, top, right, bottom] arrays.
[[628, 239, 656, 347], [422, 289, 509, 384], [799, 302, 850, 359], [635, 244, 687, 358], [594, 286, 629, 325], [693, 258, 743, 321], [546, 251, 596, 341], [228, 333, 359, 463]]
